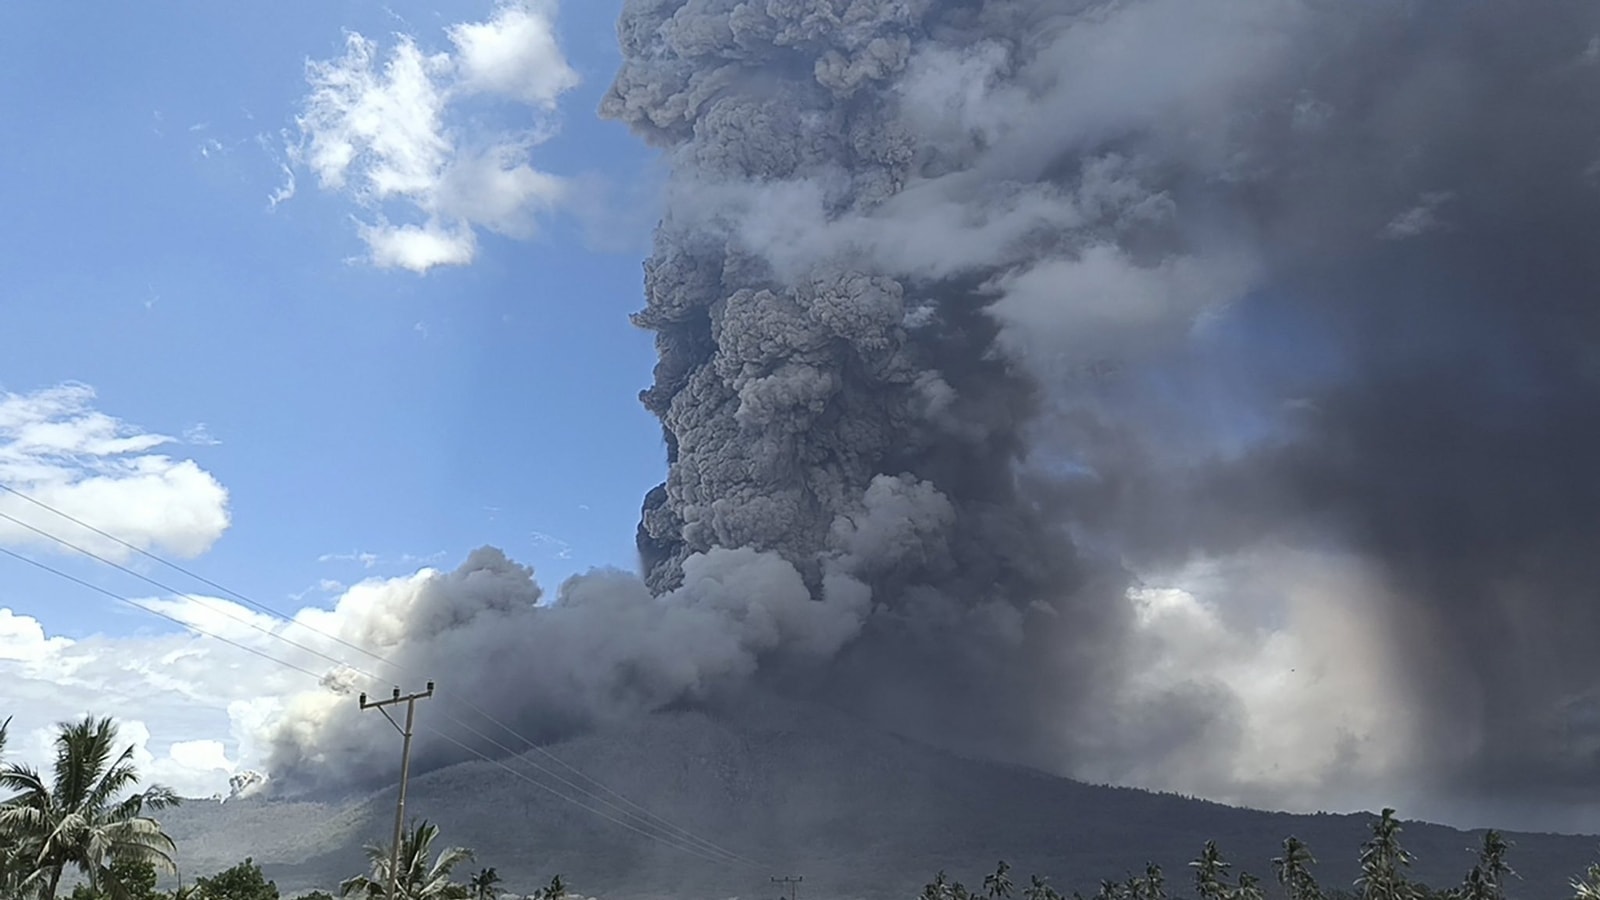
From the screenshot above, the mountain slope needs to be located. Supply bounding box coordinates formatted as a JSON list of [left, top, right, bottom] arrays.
[[162, 705, 1600, 899]]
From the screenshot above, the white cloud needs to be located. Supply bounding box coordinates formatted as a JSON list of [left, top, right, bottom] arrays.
[[267, 163, 297, 209], [448, 0, 579, 106], [0, 572, 432, 798], [316, 549, 446, 570], [182, 423, 222, 447], [287, 1, 579, 273], [529, 530, 573, 560], [0, 608, 74, 663], [357, 218, 477, 273], [0, 603, 300, 799], [0, 383, 231, 562], [319, 550, 380, 568]]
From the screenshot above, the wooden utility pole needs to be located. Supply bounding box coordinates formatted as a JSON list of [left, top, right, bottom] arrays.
[[772, 875, 803, 900], [361, 681, 435, 900]]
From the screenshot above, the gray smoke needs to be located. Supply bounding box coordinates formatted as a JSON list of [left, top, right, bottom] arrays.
[[264, 0, 1600, 827], [598, 0, 1600, 821]]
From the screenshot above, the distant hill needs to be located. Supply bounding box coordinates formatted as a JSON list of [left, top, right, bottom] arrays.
[[161, 702, 1600, 899]]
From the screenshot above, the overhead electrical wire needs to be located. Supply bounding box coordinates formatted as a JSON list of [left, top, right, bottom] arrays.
[[0, 482, 749, 865], [0, 483, 761, 869]]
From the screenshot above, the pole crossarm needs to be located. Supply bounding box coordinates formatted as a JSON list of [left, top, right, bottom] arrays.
[[772, 875, 803, 900], [360, 681, 435, 900]]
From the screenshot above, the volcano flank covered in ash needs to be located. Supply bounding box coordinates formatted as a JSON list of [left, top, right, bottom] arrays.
[[262, 0, 1600, 831]]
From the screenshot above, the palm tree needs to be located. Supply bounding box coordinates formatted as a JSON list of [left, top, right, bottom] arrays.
[[339, 819, 473, 900], [1233, 871, 1265, 900], [1460, 866, 1494, 900], [468, 867, 501, 900], [923, 871, 972, 900], [1275, 836, 1322, 900], [1191, 841, 1232, 900], [1572, 860, 1600, 900], [986, 862, 1014, 900], [1357, 809, 1416, 900], [0, 715, 179, 900], [1092, 880, 1124, 900], [530, 875, 567, 900], [1142, 864, 1166, 900], [0, 716, 20, 899], [1474, 831, 1516, 900], [1024, 874, 1062, 900]]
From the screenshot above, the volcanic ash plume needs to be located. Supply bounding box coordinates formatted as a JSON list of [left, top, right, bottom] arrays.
[[262, 547, 869, 794], [266, 0, 1600, 826]]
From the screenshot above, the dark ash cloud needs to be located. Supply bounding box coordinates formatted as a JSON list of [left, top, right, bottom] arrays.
[[264, 0, 1600, 830]]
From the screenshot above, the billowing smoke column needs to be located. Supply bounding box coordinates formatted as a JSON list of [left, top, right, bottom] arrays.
[[265, 0, 1600, 827], [597, 0, 1600, 820]]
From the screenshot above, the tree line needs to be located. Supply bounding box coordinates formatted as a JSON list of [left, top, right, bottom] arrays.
[[922, 812, 1600, 900], [8, 714, 1600, 900]]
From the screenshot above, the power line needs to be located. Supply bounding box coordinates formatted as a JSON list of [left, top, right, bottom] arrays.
[[0, 508, 365, 676], [0, 483, 746, 862], [0, 539, 754, 868], [0, 482, 760, 867], [0, 545, 324, 681], [422, 725, 757, 869]]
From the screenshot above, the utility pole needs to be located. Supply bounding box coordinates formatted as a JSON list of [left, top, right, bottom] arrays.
[[772, 875, 803, 900], [361, 681, 435, 900]]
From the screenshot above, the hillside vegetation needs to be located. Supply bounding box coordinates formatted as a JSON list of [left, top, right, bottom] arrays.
[[7, 710, 1600, 900]]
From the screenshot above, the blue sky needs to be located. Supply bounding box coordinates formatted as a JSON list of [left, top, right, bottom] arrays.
[[0, 0, 694, 791], [0, 0, 665, 640]]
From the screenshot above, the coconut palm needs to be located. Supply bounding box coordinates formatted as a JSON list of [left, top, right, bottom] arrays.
[[1023, 874, 1062, 900], [1233, 871, 1265, 900], [1, 716, 20, 898], [468, 867, 501, 900], [923, 871, 971, 900], [1356, 809, 1416, 900], [0, 715, 179, 900], [1459, 866, 1495, 900], [1572, 860, 1600, 900], [1191, 841, 1233, 900], [985, 862, 1014, 900], [530, 875, 567, 900], [1275, 836, 1322, 900], [1474, 831, 1516, 900], [339, 820, 473, 900], [1142, 864, 1166, 900], [1092, 879, 1124, 900]]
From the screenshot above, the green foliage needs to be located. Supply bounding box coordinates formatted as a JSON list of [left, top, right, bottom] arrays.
[[915, 810, 1536, 900], [193, 858, 279, 900], [1357, 809, 1416, 900], [1023, 874, 1062, 900], [1474, 830, 1517, 900], [288, 892, 335, 900], [1233, 871, 1265, 900], [468, 868, 501, 900], [1190, 840, 1232, 900], [0, 715, 180, 900], [922, 871, 972, 900], [1275, 837, 1323, 900], [339, 820, 472, 900], [1572, 860, 1600, 900], [63, 859, 162, 900], [985, 862, 1014, 900], [528, 875, 569, 900]]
